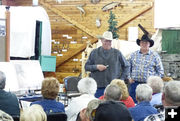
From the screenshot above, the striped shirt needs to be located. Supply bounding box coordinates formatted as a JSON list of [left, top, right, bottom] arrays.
[[144, 112, 165, 121], [129, 50, 164, 83]]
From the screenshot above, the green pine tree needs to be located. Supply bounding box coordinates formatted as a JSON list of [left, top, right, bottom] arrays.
[[108, 11, 119, 39]]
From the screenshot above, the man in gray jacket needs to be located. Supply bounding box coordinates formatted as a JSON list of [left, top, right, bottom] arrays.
[[85, 31, 129, 98]]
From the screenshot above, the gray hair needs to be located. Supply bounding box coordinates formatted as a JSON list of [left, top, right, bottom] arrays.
[[104, 84, 122, 101], [147, 76, 164, 93], [164, 81, 180, 106], [136, 84, 152, 102], [77, 77, 97, 95], [0, 71, 6, 90]]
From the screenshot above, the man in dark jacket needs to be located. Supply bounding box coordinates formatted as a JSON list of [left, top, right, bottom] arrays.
[[0, 71, 20, 116], [85, 31, 129, 98]]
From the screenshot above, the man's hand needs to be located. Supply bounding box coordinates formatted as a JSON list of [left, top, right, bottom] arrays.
[[97, 64, 107, 71]]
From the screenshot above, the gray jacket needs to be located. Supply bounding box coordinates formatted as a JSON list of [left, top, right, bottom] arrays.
[[85, 47, 129, 87]]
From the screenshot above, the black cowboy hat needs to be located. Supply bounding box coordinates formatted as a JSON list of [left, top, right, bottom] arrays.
[[136, 34, 154, 47]]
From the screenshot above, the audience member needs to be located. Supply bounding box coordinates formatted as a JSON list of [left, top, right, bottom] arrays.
[[66, 77, 97, 121], [20, 104, 47, 121], [147, 76, 164, 106], [104, 84, 122, 101], [98, 85, 132, 121], [99, 79, 135, 108], [144, 81, 180, 121], [76, 99, 102, 121], [0, 71, 20, 116], [31, 77, 65, 114], [0, 110, 14, 121], [85, 31, 129, 98], [129, 84, 158, 121], [128, 34, 164, 103], [93, 101, 132, 121]]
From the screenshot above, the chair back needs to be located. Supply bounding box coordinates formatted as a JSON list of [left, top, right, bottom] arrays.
[[64, 76, 81, 93], [47, 112, 67, 121]]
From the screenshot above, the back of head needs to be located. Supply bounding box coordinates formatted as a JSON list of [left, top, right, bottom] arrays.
[[147, 76, 164, 93], [164, 81, 180, 106], [0, 71, 6, 90], [136, 84, 153, 102], [104, 84, 121, 101], [20, 104, 47, 121], [0, 110, 13, 121], [85, 99, 102, 121], [41, 77, 60, 99], [94, 101, 132, 121], [110, 79, 129, 100], [77, 77, 97, 95]]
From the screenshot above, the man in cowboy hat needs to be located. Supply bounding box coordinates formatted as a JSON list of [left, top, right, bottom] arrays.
[[128, 34, 164, 103], [85, 31, 129, 98]]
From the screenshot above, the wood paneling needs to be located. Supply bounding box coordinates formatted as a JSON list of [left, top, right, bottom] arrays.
[[14, 0, 155, 82]]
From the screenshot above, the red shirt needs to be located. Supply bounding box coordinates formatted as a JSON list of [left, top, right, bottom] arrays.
[[99, 95, 135, 108]]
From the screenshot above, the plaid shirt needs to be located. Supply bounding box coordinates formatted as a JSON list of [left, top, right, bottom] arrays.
[[144, 112, 165, 121], [129, 50, 164, 82]]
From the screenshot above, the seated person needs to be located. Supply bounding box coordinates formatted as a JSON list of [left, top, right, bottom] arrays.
[[66, 77, 97, 121], [0, 110, 14, 121], [77, 85, 132, 121], [99, 79, 135, 108], [103, 84, 122, 101], [129, 84, 158, 121], [144, 81, 180, 121], [20, 104, 47, 121], [0, 71, 20, 116], [76, 99, 102, 121], [147, 76, 164, 106], [92, 101, 132, 121], [31, 77, 65, 114]]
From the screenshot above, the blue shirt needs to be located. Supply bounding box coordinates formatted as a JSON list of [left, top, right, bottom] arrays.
[[129, 50, 164, 82], [129, 101, 158, 121], [31, 99, 65, 114]]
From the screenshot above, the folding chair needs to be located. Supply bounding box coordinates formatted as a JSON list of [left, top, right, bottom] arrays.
[[47, 112, 67, 121], [63, 76, 81, 106]]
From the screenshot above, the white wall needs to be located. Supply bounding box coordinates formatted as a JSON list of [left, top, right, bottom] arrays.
[[154, 0, 180, 29]]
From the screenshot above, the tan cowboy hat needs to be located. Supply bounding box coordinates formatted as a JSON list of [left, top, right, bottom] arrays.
[[97, 31, 113, 41], [136, 34, 154, 47]]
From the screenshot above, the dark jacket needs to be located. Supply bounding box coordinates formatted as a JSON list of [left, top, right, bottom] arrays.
[[0, 90, 20, 116], [85, 47, 129, 87]]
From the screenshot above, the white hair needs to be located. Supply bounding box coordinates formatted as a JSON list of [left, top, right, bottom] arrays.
[[77, 77, 97, 95], [147, 76, 164, 93], [164, 81, 180, 106], [136, 84, 153, 102], [20, 104, 47, 121]]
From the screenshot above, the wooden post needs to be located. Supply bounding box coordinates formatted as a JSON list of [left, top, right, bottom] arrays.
[[5, 6, 10, 62]]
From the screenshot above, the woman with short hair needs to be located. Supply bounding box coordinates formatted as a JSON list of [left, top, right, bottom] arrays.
[[31, 77, 65, 114]]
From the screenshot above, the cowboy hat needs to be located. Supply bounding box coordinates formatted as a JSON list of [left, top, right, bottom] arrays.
[[97, 31, 113, 41], [136, 34, 154, 47]]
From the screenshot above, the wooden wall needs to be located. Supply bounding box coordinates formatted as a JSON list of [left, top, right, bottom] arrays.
[[5, 0, 155, 83]]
